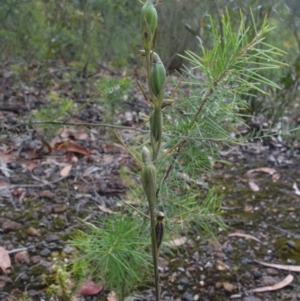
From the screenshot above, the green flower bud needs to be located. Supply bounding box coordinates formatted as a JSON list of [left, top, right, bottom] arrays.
[[150, 53, 166, 104], [141, 146, 157, 207], [150, 109, 162, 145], [150, 108, 162, 160], [142, 145, 152, 165], [141, 1, 158, 37], [141, 1, 157, 51]]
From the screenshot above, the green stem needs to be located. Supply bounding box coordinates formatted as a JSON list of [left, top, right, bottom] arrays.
[[149, 201, 160, 301], [151, 107, 162, 161]]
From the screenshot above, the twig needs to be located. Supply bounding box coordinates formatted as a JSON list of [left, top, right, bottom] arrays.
[[7, 247, 28, 254], [8, 175, 69, 189]]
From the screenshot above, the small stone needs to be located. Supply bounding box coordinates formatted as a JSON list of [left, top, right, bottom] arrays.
[[31, 255, 42, 264], [46, 234, 59, 242], [225, 243, 234, 253], [14, 251, 30, 265], [2, 220, 22, 232], [27, 245, 36, 253], [48, 243, 58, 250], [52, 204, 68, 213], [63, 246, 74, 254], [193, 294, 199, 301], [216, 251, 225, 258], [266, 268, 279, 275], [39, 190, 55, 199], [182, 292, 194, 301], [40, 248, 51, 257], [253, 270, 262, 280], [28, 227, 39, 236], [177, 277, 189, 286], [192, 251, 200, 261], [261, 276, 277, 286], [177, 266, 185, 273], [204, 261, 213, 269], [41, 206, 52, 217]]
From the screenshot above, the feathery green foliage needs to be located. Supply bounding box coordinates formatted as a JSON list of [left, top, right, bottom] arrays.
[[70, 5, 283, 301], [71, 216, 151, 300]]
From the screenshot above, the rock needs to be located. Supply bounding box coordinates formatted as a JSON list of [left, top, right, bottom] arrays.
[[39, 190, 55, 199], [182, 292, 194, 301], [1, 220, 22, 232], [46, 234, 59, 242], [177, 266, 185, 273], [266, 268, 279, 275], [14, 251, 30, 265], [253, 270, 262, 280], [40, 248, 51, 257], [192, 251, 200, 261], [204, 261, 213, 269], [177, 277, 189, 286], [52, 204, 68, 213], [27, 227, 39, 236], [261, 275, 277, 286], [63, 246, 73, 254], [48, 243, 58, 250]]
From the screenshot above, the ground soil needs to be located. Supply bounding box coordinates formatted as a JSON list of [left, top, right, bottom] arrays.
[[1, 66, 300, 301]]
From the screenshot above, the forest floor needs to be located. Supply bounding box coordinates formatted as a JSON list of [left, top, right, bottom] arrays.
[[1, 64, 300, 301]]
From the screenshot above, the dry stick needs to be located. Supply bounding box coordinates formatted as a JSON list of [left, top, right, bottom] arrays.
[[8, 175, 70, 189]]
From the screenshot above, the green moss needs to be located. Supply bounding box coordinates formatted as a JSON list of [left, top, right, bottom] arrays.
[[274, 238, 300, 264], [52, 218, 67, 230]]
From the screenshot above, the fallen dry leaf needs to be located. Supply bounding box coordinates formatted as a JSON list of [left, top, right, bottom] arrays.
[[107, 290, 118, 301], [60, 164, 72, 177], [216, 259, 229, 271], [79, 280, 102, 296], [293, 182, 300, 196], [228, 232, 261, 243], [56, 141, 90, 156], [248, 179, 260, 191], [98, 205, 114, 214], [164, 237, 188, 247], [247, 274, 293, 293], [223, 281, 235, 292], [255, 260, 300, 272], [246, 167, 278, 177], [0, 247, 11, 273], [246, 167, 280, 183], [19, 158, 36, 172]]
